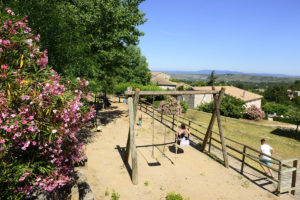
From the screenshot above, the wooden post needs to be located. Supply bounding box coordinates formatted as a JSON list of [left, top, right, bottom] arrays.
[[172, 114, 175, 130], [128, 97, 138, 184], [215, 88, 229, 168], [277, 161, 282, 194], [163, 122, 167, 153], [161, 112, 163, 123], [201, 88, 225, 152], [241, 146, 247, 174], [208, 135, 212, 153], [124, 93, 140, 163], [146, 105, 147, 113], [152, 96, 155, 157], [291, 160, 298, 195], [188, 120, 191, 131]]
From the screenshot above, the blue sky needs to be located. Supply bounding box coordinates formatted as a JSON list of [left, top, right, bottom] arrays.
[[138, 0, 300, 76]]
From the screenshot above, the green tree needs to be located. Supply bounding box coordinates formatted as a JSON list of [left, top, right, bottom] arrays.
[[291, 80, 300, 91], [264, 85, 288, 104], [234, 82, 245, 89], [289, 108, 300, 133], [262, 103, 289, 115], [4, 0, 148, 92], [207, 70, 217, 86]]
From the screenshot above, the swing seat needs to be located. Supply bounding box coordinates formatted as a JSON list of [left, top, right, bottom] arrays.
[[175, 135, 190, 146], [178, 137, 190, 146]]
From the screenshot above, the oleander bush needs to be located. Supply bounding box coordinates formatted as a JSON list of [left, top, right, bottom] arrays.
[[246, 104, 265, 121], [0, 7, 94, 199]]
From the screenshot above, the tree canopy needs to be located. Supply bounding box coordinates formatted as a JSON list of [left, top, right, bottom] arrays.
[[4, 0, 151, 92]]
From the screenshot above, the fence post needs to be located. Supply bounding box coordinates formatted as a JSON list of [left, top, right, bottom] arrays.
[[146, 105, 147, 113], [188, 120, 191, 130], [291, 159, 298, 195], [161, 112, 163, 123], [277, 161, 282, 195], [241, 146, 247, 174], [172, 114, 175, 130]]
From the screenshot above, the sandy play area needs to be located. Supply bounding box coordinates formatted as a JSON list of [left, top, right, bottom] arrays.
[[80, 98, 290, 200]]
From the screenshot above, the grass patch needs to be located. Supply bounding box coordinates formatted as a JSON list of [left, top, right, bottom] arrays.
[[110, 190, 120, 200], [105, 188, 110, 196], [144, 180, 149, 186], [241, 180, 250, 188], [166, 192, 189, 200], [184, 110, 300, 165]]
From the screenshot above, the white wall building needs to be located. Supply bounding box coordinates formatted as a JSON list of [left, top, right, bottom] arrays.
[[178, 86, 263, 109]]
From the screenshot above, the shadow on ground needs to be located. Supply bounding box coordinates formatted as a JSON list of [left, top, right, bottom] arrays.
[[95, 109, 127, 126], [271, 128, 300, 141]]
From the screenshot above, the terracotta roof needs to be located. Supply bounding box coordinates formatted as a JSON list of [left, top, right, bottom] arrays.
[[192, 86, 263, 102], [151, 72, 162, 75], [151, 76, 177, 86]]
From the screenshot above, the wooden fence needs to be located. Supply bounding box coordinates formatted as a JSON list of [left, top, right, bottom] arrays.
[[137, 100, 298, 196]]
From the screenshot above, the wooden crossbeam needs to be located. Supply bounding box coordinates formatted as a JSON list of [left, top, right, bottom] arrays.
[[125, 90, 220, 96]]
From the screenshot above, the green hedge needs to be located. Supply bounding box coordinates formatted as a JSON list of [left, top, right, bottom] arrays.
[[273, 116, 297, 125], [113, 82, 163, 95]]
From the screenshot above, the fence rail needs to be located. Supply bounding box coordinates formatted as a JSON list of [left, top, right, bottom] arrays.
[[137, 100, 298, 196]]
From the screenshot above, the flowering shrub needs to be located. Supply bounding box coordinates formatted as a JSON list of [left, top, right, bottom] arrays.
[[246, 105, 265, 121], [159, 97, 182, 116], [0, 7, 94, 199]]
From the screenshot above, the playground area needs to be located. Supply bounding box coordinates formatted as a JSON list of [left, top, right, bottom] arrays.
[[80, 97, 296, 200]]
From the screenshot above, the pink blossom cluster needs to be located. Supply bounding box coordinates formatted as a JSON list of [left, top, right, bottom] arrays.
[[0, 8, 47, 68], [0, 7, 95, 197], [246, 104, 265, 121], [159, 97, 182, 116]]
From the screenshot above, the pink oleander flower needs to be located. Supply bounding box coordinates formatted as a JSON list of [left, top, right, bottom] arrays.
[[2, 40, 10, 45], [18, 177, 25, 182], [2, 65, 8, 71], [0, 139, 5, 144]]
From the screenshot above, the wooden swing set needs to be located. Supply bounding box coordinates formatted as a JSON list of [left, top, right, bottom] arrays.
[[124, 87, 229, 185]]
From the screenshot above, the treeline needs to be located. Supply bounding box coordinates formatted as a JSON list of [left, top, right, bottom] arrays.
[[4, 0, 151, 92]]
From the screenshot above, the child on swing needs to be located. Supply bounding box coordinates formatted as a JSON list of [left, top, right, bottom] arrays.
[[177, 123, 190, 146]]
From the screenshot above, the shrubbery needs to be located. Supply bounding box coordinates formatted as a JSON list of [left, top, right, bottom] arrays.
[[180, 101, 188, 113], [262, 102, 289, 115], [246, 105, 265, 121], [198, 95, 246, 119], [0, 8, 94, 199]]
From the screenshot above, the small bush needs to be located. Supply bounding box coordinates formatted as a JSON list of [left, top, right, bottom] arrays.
[[110, 190, 120, 200], [144, 180, 149, 186], [105, 188, 110, 196], [246, 105, 265, 121], [166, 192, 184, 200], [180, 101, 188, 113], [198, 102, 214, 113]]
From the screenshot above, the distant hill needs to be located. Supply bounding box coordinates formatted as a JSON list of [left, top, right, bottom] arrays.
[[162, 70, 300, 78], [169, 73, 299, 85]]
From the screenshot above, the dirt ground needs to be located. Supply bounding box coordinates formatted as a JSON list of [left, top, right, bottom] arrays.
[[81, 98, 289, 200]]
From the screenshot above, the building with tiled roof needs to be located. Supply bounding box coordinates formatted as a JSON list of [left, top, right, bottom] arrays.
[[178, 86, 263, 109], [150, 72, 177, 90]]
